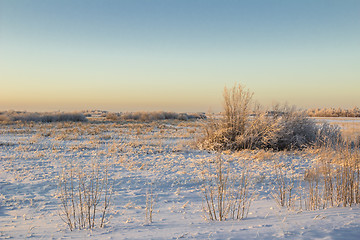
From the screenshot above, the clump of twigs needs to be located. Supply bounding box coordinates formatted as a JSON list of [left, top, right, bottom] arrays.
[[272, 163, 295, 209], [58, 160, 113, 230], [201, 154, 252, 221]]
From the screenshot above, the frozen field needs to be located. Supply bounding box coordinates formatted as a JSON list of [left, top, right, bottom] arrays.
[[1, 117, 360, 239]]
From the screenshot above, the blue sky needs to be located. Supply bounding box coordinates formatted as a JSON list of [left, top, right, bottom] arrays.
[[1, 0, 359, 112]]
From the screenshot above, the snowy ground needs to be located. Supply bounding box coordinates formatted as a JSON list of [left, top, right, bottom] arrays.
[[1, 118, 360, 239]]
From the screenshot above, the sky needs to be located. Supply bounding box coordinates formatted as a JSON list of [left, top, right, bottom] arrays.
[[1, 0, 359, 112]]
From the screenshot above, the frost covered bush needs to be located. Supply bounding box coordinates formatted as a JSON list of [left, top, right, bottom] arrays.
[[268, 109, 318, 150], [316, 122, 343, 148], [199, 83, 341, 151]]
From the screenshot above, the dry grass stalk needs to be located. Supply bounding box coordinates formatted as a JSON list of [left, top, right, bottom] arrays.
[[201, 154, 252, 221], [145, 184, 155, 224], [58, 160, 112, 230], [230, 165, 252, 220], [301, 143, 360, 210]]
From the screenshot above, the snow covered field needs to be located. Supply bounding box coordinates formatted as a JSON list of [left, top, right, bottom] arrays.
[[1, 117, 360, 239]]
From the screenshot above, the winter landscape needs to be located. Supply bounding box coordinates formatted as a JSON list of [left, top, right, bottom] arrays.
[[1, 93, 360, 239], [2, 1, 360, 239]]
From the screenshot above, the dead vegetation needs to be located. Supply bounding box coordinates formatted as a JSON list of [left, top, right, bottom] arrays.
[[0, 111, 88, 123], [302, 144, 360, 210], [199, 83, 341, 152], [58, 160, 112, 230], [201, 154, 252, 221], [105, 111, 206, 122]]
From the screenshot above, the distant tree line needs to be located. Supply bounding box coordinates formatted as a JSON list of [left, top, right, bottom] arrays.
[[0, 111, 88, 122], [306, 107, 360, 117], [105, 111, 206, 122]]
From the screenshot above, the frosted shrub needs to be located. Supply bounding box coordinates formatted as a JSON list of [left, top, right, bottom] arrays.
[[199, 83, 339, 151], [234, 112, 281, 150], [222, 83, 253, 136], [199, 83, 258, 151], [316, 123, 343, 148], [269, 110, 318, 150]]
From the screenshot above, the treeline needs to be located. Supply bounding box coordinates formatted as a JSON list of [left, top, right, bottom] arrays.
[[0, 111, 88, 123], [307, 107, 360, 117], [105, 111, 206, 121]]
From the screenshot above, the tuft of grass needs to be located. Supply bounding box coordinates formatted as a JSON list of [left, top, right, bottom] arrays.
[[201, 154, 252, 221], [272, 163, 295, 209], [58, 160, 112, 230]]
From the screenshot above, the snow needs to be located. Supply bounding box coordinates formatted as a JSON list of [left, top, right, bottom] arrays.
[[1, 119, 360, 239]]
